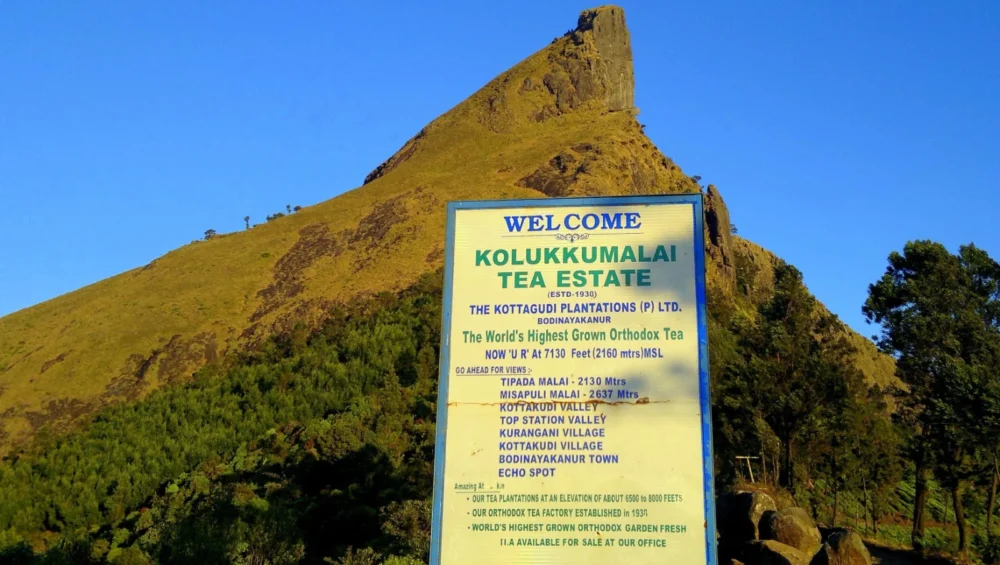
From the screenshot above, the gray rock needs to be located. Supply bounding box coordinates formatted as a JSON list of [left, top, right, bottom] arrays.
[[718, 491, 778, 542], [573, 6, 634, 111], [760, 507, 822, 556], [747, 540, 809, 565], [705, 184, 735, 279], [809, 530, 872, 565]]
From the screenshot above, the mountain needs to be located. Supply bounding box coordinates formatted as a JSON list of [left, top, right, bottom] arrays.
[[0, 5, 894, 455]]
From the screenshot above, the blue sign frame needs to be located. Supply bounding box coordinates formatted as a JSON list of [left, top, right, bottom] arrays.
[[429, 194, 717, 565]]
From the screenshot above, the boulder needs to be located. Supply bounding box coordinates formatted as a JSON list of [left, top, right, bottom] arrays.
[[760, 507, 822, 556], [746, 540, 809, 565], [818, 526, 847, 543], [809, 530, 872, 565], [718, 491, 778, 542], [718, 539, 748, 565]]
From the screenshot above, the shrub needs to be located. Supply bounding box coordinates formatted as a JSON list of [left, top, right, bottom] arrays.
[[974, 533, 1000, 565]]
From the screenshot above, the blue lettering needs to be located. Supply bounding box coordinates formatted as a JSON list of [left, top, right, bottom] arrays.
[[504, 212, 642, 232], [600, 213, 623, 229], [504, 216, 528, 232]]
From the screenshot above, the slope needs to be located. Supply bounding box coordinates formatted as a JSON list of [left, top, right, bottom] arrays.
[[0, 5, 895, 454]]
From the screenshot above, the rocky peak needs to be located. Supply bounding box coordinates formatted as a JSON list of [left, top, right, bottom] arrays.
[[362, 5, 636, 186], [705, 184, 735, 282], [572, 5, 634, 111], [705, 185, 733, 252]]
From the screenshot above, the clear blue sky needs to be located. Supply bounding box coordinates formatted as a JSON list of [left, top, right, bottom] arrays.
[[1, 1, 998, 339]]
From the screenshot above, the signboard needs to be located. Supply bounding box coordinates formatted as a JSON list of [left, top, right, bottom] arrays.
[[430, 195, 717, 565]]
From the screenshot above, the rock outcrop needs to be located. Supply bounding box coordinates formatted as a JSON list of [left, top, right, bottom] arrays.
[[705, 183, 735, 283], [717, 495, 843, 565], [747, 540, 809, 565], [810, 530, 872, 565], [364, 5, 637, 187], [761, 507, 823, 557], [572, 6, 634, 111], [718, 491, 778, 542]]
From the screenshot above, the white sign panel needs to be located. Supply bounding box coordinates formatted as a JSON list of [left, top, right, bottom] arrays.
[[430, 195, 717, 565]]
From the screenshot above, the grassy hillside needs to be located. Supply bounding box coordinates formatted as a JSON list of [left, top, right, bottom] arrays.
[[729, 237, 896, 391], [0, 273, 444, 561], [0, 5, 895, 454], [0, 269, 923, 563]]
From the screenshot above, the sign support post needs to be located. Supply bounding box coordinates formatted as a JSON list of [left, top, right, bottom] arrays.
[[430, 195, 717, 564]]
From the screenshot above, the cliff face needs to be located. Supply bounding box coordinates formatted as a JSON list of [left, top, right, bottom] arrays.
[[575, 6, 634, 112], [0, 6, 894, 453], [705, 185, 736, 281]]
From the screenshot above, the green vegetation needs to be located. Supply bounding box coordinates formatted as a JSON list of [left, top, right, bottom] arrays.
[[710, 240, 1000, 564], [0, 241, 996, 564], [0, 256, 883, 563], [863, 241, 1000, 558], [709, 250, 899, 501], [0, 273, 443, 563]]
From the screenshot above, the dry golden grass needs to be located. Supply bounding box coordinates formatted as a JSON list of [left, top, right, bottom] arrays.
[[0, 10, 696, 451], [0, 5, 895, 452]]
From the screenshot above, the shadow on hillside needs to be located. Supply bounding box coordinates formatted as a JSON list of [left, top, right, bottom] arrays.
[[154, 440, 430, 565], [0, 425, 433, 565], [867, 543, 957, 565]]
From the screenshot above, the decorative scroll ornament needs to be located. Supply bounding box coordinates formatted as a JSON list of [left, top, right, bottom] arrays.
[[554, 233, 590, 244]]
